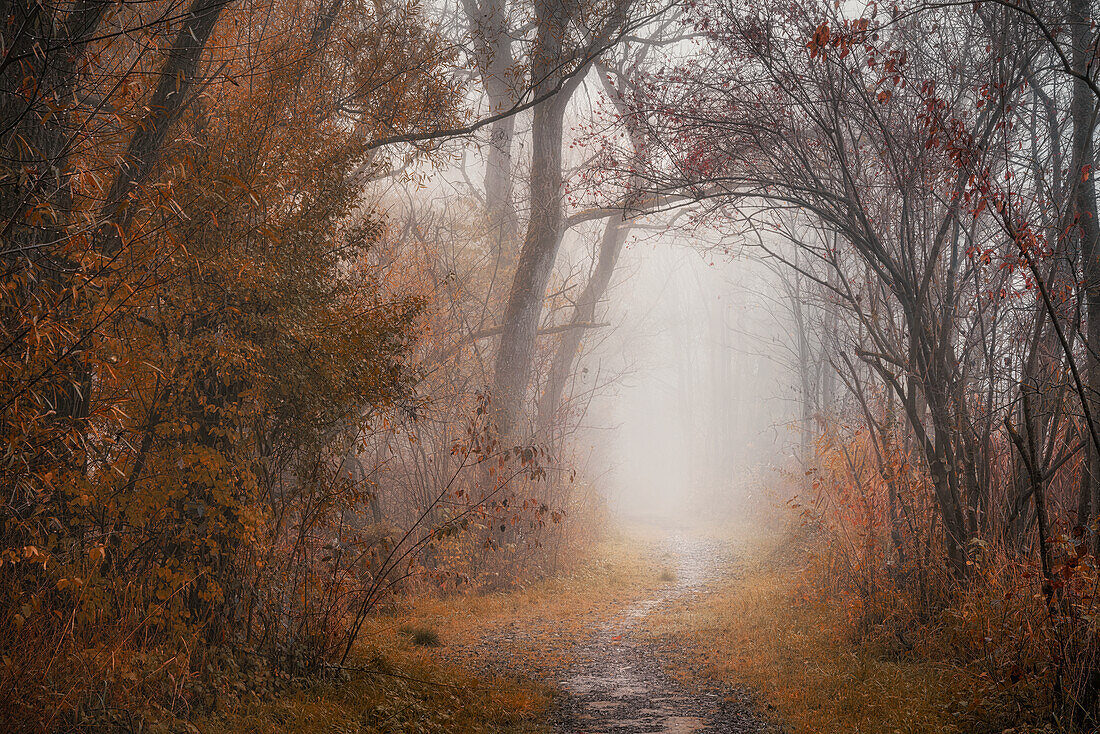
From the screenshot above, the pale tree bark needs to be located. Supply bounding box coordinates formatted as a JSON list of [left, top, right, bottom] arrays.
[[491, 86, 568, 435], [789, 249, 815, 466], [534, 54, 647, 436], [706, 294, 735, 492]]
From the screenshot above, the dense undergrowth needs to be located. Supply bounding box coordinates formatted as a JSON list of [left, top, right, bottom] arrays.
[[194, 525, 664, 734], [798, 427, 1100, 732], [0, 1, 599, 729]]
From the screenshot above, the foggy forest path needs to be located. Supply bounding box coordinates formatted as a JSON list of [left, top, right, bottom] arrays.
[[549, 531, 769, 733]]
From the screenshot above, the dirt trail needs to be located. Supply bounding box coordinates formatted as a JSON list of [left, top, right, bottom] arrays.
[[548, 531, 770, 733]]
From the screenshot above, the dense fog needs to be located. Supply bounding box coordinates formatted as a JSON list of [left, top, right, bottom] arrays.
[[566, 234, 803, 521]]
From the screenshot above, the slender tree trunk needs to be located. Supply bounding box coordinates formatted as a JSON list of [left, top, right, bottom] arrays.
[[884, 390, 905, 563], [1069, 0, 1100, 549], [537, 216, 629, 434], [789, 255, 814, 466]]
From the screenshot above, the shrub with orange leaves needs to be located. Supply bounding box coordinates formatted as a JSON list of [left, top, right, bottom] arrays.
[[799, 418, 1100, 730]]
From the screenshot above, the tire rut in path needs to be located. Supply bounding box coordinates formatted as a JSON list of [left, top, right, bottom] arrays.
[[550, 532, 773, 734]]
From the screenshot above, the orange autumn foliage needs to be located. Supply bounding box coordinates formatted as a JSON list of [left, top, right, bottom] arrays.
[[0, 0, 461, 729]]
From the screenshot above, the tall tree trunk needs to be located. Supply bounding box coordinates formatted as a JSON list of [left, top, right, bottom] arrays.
[[490, 0, 570, 437], [789, 251, 814, 466], [714, 298, 735, 490], [485, 113, 518, 253], [1, 1, 107, 428]]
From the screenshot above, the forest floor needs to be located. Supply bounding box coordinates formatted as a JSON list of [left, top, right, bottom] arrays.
[[208, 518, 980, 733], [445, 524, 777, 733]]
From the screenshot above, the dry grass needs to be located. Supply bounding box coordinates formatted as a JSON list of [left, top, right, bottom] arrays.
[[647, 523, 990, 734], [202, 648, 551, 734]]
